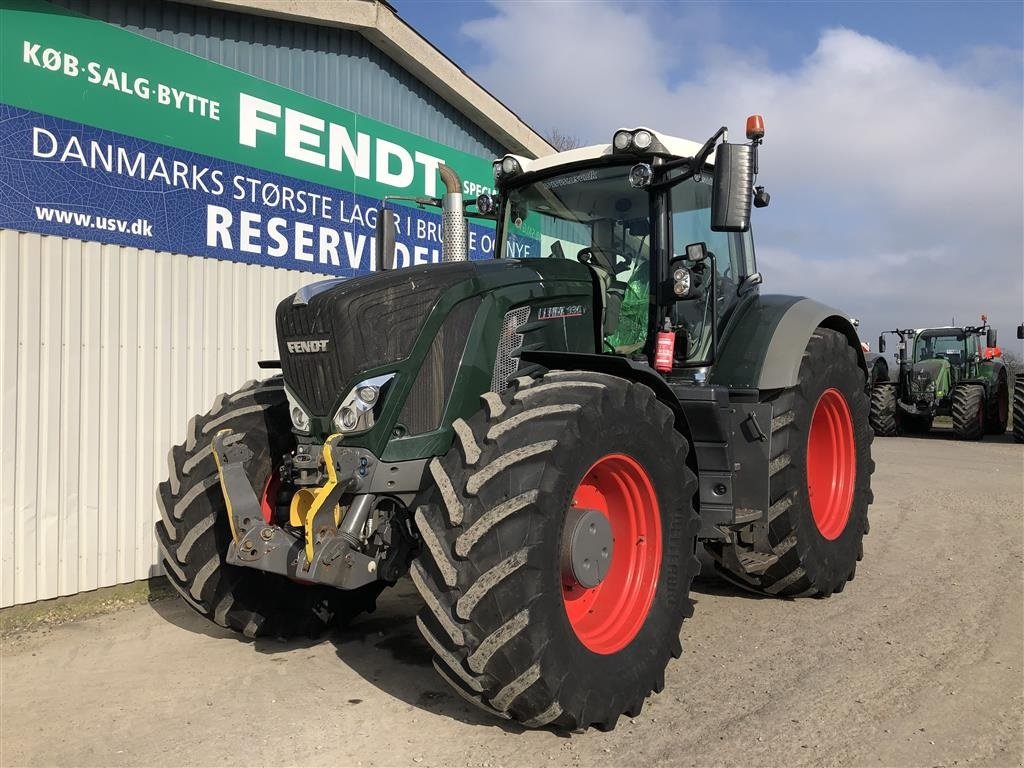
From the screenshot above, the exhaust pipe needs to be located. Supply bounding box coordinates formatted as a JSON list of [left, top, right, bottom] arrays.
[[438, 163, 468, 262]]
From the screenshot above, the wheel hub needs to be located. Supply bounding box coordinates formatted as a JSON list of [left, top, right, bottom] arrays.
[[562, 508, 613, 588]]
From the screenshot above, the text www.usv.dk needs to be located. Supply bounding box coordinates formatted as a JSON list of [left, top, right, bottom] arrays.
[[34, 206, 153, 236]]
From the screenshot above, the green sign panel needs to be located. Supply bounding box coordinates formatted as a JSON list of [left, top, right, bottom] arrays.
[[0, 0, 506, 274]]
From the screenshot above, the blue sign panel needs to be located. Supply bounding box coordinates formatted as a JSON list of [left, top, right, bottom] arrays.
[[0, 104, 497, 275]]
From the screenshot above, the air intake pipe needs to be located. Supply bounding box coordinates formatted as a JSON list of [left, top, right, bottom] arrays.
[[439, 163, 468, 262]]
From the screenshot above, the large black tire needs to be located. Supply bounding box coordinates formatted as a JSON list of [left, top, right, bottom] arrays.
[[411, 371, 700, 730], [869, 383, 898, 437], [1014, 378, 1024, 443], [712, 328, 873, 597], [984, 373, 1009, 435], [951, 384, 985, 441], [155, 378, 380, 638]]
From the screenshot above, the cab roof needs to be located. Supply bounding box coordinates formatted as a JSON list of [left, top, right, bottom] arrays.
[[500, 128, 710, 176]]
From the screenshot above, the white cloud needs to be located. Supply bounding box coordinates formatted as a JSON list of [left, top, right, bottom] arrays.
[[462, 2, 1024, 348]]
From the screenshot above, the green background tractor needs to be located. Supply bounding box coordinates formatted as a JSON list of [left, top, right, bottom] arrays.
[[870, 321, 1009, 440], [156, 118, 874, 730]]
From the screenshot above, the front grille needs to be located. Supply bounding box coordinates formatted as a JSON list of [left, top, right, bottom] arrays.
[[398, 298, 480, 435], [277, 263, 477, 415], [491, 306, 531, 393]]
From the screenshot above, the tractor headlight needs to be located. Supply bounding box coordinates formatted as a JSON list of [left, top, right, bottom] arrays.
[[613, 130, 633, 151], [672, 266, 692, 297], [611, 127, 664, 154], [332, 373, 396, 434], [501, 156, 522, 176], [285, 387, 312, 433]]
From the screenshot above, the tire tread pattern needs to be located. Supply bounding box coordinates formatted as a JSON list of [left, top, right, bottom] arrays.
[[713, 329, 873, 597], [951, 384, 985, 441], [155, 378, 378, 638], [411, 372, 700, 730]]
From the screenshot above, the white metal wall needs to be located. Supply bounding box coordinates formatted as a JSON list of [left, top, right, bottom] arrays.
[[0, 230, 327, 607]]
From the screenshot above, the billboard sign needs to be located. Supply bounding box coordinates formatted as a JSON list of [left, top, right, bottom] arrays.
[[0, 0, 506, 275]]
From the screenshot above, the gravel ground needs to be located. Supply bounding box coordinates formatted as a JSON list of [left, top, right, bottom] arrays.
[[2, 429, 1022, 767]]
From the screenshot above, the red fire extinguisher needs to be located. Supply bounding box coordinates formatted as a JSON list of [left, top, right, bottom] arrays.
[[655, 318, 674, 373]]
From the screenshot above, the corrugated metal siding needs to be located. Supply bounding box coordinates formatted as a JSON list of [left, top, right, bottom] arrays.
[[53, 0, 509, 159], [0, 230, 326, 607]]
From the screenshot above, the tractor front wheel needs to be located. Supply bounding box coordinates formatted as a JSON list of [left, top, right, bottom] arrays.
[[411, 372, 699, 730], [155, 378, 380, 638], [951, 384, 985, 441], [869, 384, 898, 437]]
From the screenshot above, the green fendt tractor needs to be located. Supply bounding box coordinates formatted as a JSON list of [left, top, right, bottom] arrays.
[[156, 118, 874, 730], [869, 319, 1009, 440]]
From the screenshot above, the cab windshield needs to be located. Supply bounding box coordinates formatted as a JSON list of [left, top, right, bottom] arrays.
[[501, 164, 652, 354], [913, 332, 966, 365]]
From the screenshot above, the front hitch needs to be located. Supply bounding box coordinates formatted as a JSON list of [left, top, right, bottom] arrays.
[[209, 430, 382, 590]]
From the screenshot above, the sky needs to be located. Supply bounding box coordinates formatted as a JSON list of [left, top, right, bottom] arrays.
[[394, 0, 1024, 356]]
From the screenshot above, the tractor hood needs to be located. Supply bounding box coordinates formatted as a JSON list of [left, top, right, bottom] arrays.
[[910, 358, 952, 398], [275, 258, 596, 425]]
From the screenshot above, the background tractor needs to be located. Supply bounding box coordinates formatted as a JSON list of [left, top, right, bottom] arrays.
[[869, 319, 1009, 440], [156, 117, 874, 730]]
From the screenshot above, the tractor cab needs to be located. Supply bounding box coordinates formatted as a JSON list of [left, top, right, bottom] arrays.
[[480, 123, 765, 376]]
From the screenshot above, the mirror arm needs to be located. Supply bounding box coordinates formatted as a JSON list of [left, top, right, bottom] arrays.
[[650, 127, 727, 192]]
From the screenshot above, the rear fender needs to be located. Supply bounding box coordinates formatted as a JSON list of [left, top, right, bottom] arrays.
[[711, 295, 867, 390]]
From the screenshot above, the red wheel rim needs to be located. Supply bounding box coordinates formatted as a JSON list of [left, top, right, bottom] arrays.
[[806, 388, 856, 540], [561, 454, 662, 655]]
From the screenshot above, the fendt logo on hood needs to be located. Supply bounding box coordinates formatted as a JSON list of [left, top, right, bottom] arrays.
[[286, 339, 330, 354]]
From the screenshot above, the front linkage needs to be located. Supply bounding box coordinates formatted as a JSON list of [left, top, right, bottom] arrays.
[[211, 430, 411, 589]]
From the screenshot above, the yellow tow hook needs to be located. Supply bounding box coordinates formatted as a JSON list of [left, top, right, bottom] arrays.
[[294, 434, 345, 568]]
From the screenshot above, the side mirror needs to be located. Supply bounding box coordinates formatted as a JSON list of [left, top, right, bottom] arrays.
[[710, 142, 753, 233], [374, 205, 396, 271], [987, 328, 997, 348], [878, 336, 886, 353], [1017, 324, 1023, 340]]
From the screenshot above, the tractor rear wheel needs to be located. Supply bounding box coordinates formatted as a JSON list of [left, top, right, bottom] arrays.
[[411, 371, 699, 730], [984, 373, 1009, 435], [869, 384, 898, 437], [951, 384, 985, 441], [155, 378, 380, 638], [1013, 378, 1024, 443], [711, 328, 873, 596]]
